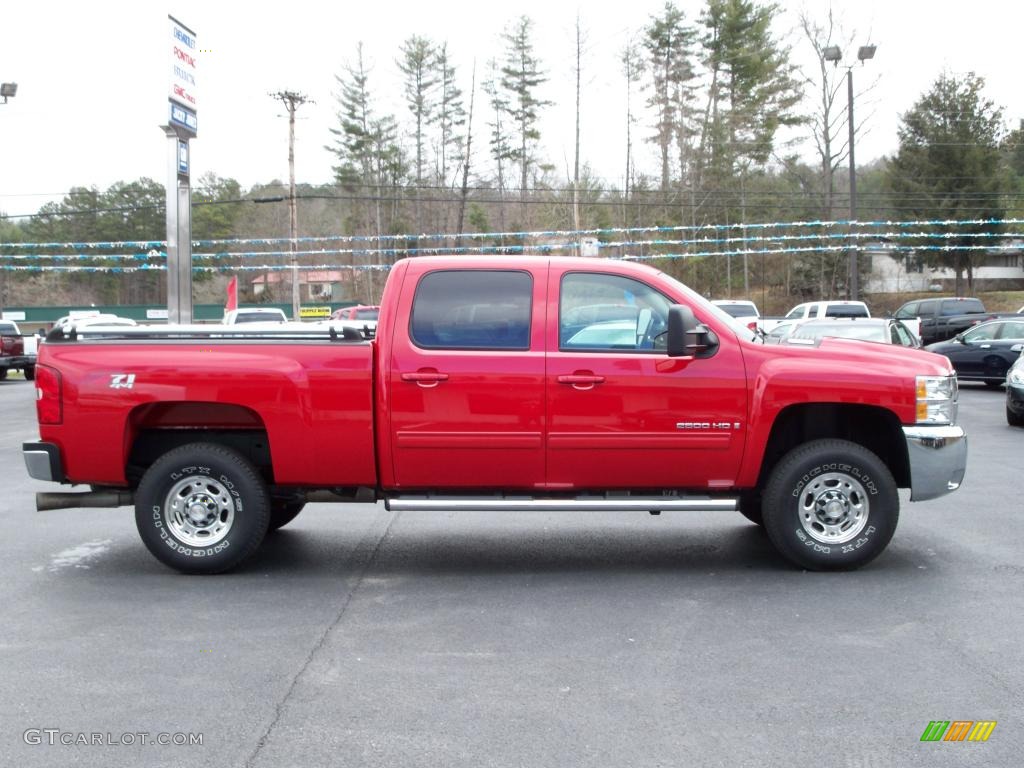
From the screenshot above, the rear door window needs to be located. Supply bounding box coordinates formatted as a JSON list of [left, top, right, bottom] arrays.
[[895, 301, 919, 319], [410, 270, 532, 350], [825, 303, 869, 318], [997, 321, 1024, 340], [941, 299, 984, 316]]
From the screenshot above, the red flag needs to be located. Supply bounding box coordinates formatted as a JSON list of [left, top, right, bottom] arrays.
[[225, 275, 238, 312]]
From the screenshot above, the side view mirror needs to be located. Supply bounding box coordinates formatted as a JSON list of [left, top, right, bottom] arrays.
[[954, 333, 966, 344], [667, 305, 719, 358]]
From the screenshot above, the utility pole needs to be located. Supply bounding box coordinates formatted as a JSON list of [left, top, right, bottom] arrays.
[[846, 68, 859, 300], [271, 90, 311, 320]]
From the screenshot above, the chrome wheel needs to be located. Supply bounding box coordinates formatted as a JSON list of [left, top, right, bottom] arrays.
[[164, 476, 236, 547], [797, 472, 870, 544]]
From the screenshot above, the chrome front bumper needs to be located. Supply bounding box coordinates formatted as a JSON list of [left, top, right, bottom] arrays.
[[903, 425, 967, 501]]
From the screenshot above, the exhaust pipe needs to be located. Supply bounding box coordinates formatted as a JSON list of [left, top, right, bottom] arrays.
[[37, 491, 134, 511]]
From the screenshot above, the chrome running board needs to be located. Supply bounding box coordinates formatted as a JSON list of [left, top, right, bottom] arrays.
[[386, 495, 737, 513]]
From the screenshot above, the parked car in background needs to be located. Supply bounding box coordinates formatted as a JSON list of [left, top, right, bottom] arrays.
[[222, 308, 288, 325], [0, 320, 34, 380], [894, 297, 999, 345], [758, 300, 870, 334], [763, 320, 802, 344], [330, 305, 380, 323], [326, 304, 379, 336], [52, 313, 137, 333], [1006, 354, 1024, 426], [784, 318, 921, 348], [925, 318, 1024, 387], [711, 300, 760, 331]]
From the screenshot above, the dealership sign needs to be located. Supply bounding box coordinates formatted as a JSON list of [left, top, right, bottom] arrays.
[[168, 15, 198, 136]]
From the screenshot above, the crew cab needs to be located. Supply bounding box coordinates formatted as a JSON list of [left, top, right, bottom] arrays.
[[758, 300, 870, 334], [894, 297, 996, 345], [24, 257, 967, 574]]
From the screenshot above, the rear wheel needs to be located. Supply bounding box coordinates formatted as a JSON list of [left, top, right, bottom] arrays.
[[24, 366, 35, 381], [0, 369, 7, 381], [762, 439, 899, 571], [134, 443, 270, 574]]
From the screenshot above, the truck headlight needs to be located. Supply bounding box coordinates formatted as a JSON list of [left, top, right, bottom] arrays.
[[916, 375, 958, 425]]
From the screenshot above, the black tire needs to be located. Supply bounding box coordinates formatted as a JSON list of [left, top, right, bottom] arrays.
[[269, 500, 305, 531], [738, 490, 764, 526], [134, 443, 270, 574], [0, 369, 7, 381], [24, 366, 35, 381], [1008, 406, 1024, 427], [762, 439, 899, 571]]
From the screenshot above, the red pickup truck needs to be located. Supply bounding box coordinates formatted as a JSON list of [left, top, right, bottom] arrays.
[[24, 256, 967, 574]]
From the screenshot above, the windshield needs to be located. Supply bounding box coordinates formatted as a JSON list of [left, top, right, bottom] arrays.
[[659, 272, 758, 342], [236, 313, 284, 324]]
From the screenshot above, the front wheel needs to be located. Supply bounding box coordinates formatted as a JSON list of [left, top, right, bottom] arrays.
[[1008, 406, 1024, 427], [135, 443, 271, 574], [762, 439, 899, 571], [738, 491, 763, 526]]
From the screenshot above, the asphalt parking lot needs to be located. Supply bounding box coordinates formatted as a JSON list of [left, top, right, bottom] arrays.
[[0, 377, 1020, 767]]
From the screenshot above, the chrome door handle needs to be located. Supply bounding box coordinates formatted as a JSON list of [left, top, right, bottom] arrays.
[[401, 371, 449, 388], [557, 373, 605, 390]]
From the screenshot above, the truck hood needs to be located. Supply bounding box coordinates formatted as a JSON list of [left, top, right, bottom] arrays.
[[772, 336, 954, 376]]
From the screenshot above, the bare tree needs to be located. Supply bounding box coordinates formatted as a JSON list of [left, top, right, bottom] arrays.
[[799, 8, 880, 217], [621, 35, 646, 227], [457, 61, 477, 237]]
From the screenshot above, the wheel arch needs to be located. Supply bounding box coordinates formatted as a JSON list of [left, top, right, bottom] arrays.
[[125, 402, 273, 487], [756, 403, 909, 491]]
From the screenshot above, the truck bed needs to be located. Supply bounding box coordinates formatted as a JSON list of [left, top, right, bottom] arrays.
[[36, 327, 377, 488]]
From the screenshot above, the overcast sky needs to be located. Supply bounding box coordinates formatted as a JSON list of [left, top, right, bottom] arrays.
[[2, 0, 1021, 220]]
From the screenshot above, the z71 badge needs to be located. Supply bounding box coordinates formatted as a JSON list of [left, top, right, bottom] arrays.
[[110, 374, 136, 389]]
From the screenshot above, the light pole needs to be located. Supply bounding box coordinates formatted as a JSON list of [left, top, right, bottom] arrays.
[[1, 82, 17, 318], [823, 44, 876, 300], [270, 90, 311, 320]]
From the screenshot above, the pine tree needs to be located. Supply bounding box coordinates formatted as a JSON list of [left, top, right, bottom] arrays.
[[643, 2, 697, 193], [698, 0, 803, 186], [434, 43, 466, 190], [887, 72, 1005, 294], [500, 16, 552, 228], [397, 36, 438, 233]]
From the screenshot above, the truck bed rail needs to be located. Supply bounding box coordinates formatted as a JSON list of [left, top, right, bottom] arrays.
[[45, 324, 372, 344]]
